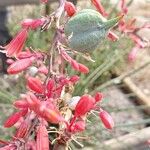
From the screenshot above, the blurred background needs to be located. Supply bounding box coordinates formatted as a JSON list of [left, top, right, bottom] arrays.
[[0, 0, 150, 149]]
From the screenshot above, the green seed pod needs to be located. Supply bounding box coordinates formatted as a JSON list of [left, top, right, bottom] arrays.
[[64, 9, 122, 52]]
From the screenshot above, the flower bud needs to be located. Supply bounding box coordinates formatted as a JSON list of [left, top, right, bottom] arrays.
[[65, 1, 76, 17], [27, 77, 44, 94], [94, 92, 103, 103], [15, 120, 29, 138], [26, 93, 40, 111], [4, 112, 22, 128], [70, 120, 86, 133], [40, 0, 48, 3], [7, 58, 32, 74], [36, 124, 49, 150], [91, 0, 108, 17], [21, 18, 46, 30], [107, 31, 119, 41], [13, 99, 28, 108], [75, 95, 95, 117], [69, 75, 80, 84], [99, 110, 114, 129], [78, 63, 89, 74]]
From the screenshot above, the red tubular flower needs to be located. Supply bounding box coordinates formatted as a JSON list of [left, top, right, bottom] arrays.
[[36, 123, 49, 150], [38, 65, 48, 75], [71, 60, 79, 71], [27, 77, 44, 94], [21, 18, 46, 30], [128, 46, 139, 62], [43, 108, 64, 124], [0, 145, 16, 150], [141, 23, 150, 29], [26, 140, 36, 150], [0, 139, 9, 145], [91, 0, 108, 17], [40, 0, 48, 3], [64, 1, 77, 17], [120, 0, 128, 14], [40, 102, 65, 124], [75, 95, 95, 117], [60, 49, 72, 62], [7, 58, 33, 74], [20, 109, 28, 116], [46, 79, 55, 98], [129, 34, 146, 48], [4, 28, 28, 57], [26, 93, 41, 111], [69, 75, 80, 84], [17, 51, 33, 59], [6, 59, 14, 65], [15, 120, 29, 138], [4, 112, 22, 128], [70, 119, 86, 133], [126, 18, 136, 32], [94, 92, 103, 103], [26, 93, 64, 124], [60, 48, 89, 74], [13, 99, 28, 108], [99, 110, 114, 129], [47, 79, 55, 91], [107, 31, 119, 41], [78, 63, 89, 74]]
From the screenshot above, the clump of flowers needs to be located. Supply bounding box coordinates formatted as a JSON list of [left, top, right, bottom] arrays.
[[1, 0, 146, 149], [118, 0, 149, 61]]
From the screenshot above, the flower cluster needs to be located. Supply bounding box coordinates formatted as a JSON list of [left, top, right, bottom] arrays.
[[1, 65, 113, 149], [0, 1, 121, 150], [1, 18, 46, 58], [118, 0, 149, 61]]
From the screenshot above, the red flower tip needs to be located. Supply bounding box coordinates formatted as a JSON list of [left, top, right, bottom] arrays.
[[60, 48, 89, 74], [120, 0, 128, 14], [78, 63, 89, 74], [70, 119, 86, 133], [69, 75, 80, 84], [94, 92, 103, 103], [64, 1, 77, 17], [26, 93, 40, 111], [15, 120, 28, 138], [46, 79, 55, 98], [107, 31, 119, 41], [27, 77, 44, 94], [36, 123, 49, 150], [17, 51, 33, 59], [38, 66, 48, 75], [99, 110, 114, 129], [128, 46, 139, 62], [47, 79, 54, 91], [13, 99, 28, 108], [40, 0, 48, 3], [71, 60, 79, 71], [7, 58, 33, 74], [91, 0, 108, 17], [6, 59, 14, 65], [129, 34, 146, 48], [21, 18, 46, 30], [75, 95, 95, 117], [5, 28, 28, 57], [4, 112, 22, 128], [20, 108, 28, 116], [42, 107, 65, 124]]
